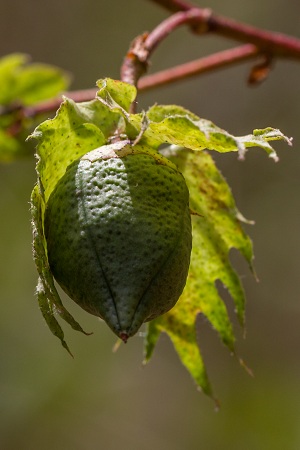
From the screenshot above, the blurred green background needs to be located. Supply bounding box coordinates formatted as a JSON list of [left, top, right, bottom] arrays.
[[1, 1, 300, 449]]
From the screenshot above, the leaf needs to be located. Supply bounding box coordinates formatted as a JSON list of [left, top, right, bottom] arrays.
[[144, 148, 254, 398], [13, 63, 69, 106], [0, 54, 28, 105], [30, 96, 123, 202], [31, 185, 91, 354], [0, 53, 69, 105], [96, 78, 141, 139], [97, 78, 137, 113], [94, 81, 291, 160], [137, 105, 292, 161], [0, 53, 71, 163], [238, 127, 293, 161]]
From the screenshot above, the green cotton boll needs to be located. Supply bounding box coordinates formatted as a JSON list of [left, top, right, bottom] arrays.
[[44, 143, 192, 341]]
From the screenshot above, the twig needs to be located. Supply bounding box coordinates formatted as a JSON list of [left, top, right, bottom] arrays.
[[0, 45, 259, 127], [143, 8, 210, 54], [3, 0, 300, 126], [24, 88, 98, 117], [120, 2, 300, 99], [149, 0, 300, 59], [207, 15, 300, 59], [138, 44, 258, 90], [121, 9, 210, 87]]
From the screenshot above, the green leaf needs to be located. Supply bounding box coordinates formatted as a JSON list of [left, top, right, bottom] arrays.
[[97, 78, 137, 113], [0, 54, 28, 105], [137, 105, 292, 160], [96, 78, 142, 139], [146, 104, 199, 121], [145, 311, 214, 399], [0, 53, 69, 105], [31, 185, 90, 354], [0, 53, 71, 163], [13, 63, 69, 106], [144, 148, 254, 398], [30, 96, 123, 202]]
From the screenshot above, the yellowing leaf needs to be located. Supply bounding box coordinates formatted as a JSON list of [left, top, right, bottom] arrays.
[[145, 148, 254, 397], [139, 105, 292, 160]]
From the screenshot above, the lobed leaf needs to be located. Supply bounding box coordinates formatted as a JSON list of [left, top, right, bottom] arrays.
[[144, 148, 254, 397], [94, 81, 291, 160], [137, 104, 291, 160]]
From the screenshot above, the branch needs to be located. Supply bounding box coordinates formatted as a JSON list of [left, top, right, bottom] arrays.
[[24, 88, 98, 117], [138, 44, 258, 90], [0, 45, 259, 128], [121, 9, 211, 86], [207, 15, 300, 59], [148, 0, 300, 59], [3, 0, 300, 128], [120, 3, 300, 97]]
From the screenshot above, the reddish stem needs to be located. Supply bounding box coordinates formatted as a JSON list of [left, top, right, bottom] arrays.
[[138, 44, 258, 90], [120, 2, 300, 99], [2, 44, 259, 126], [24, 88, 98, 117], [148, 0, 300, 59], [144, 8, 210, 54], [121, 9, 211, 87], [3, 0, 300, 126], [207, 14, 300, 59]]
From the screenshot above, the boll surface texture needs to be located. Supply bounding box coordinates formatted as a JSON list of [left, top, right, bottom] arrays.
[[44, 143, 192, 341]]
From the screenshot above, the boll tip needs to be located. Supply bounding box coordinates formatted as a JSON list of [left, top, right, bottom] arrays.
[[119, 332, 129, 343]]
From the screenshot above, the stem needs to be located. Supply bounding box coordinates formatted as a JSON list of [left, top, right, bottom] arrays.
[[121, 2, 300, 95], [143, 9, 210, 54], [3, 0, 300, 126], [24, 88, 98, 117], [18, 44, 257, 120], [121, 9, 212, 88], [208, 15, 300, 59], [149, 0, 300, 59], [138, 44, 258, 90]]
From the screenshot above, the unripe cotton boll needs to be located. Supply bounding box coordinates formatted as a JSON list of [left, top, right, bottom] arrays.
[[44, 142, 192, 341]]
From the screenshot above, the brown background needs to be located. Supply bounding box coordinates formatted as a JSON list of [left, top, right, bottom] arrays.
[[1, 1, 300, 449]]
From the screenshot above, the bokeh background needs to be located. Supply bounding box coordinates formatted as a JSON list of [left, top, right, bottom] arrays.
[[1, 0, 300, 449]]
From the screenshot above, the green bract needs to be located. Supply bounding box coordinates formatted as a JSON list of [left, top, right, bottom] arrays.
[[30, 78, 291, 395]]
